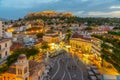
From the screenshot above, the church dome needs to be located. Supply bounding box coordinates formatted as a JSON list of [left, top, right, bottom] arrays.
[[18, 54, 27, 60]]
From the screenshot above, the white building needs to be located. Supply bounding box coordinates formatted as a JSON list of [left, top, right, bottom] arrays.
[[5, 32, 13, 38], [0, 21, 4, 38], [0, 21, 12, 65], [0, 38, 12, 64], [23, 37, 35, 46]]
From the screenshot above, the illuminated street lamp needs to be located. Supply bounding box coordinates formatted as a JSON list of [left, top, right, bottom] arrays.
[[36, 30, 39, 33], [45, 51, 49, 63], [50, 43, 55, 50], [66, 45, 71, 52], [24, 31, 27, 34]]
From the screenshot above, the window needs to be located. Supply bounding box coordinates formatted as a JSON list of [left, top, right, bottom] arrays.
[[25, 78, 27, 80], [39, 76, 40, 79], [18, 69, 22, 75], [24, 67, 27, 74], [5, 51, 7, 56], [0, 45, 1, 50], [5, 43, 7, 47], [0, 54, 1, 59]]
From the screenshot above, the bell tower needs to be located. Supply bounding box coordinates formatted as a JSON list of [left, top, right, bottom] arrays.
[[16, 54, 29, 80]]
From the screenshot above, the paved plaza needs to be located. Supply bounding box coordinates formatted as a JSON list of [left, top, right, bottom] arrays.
[[48, 51, 88, 80]]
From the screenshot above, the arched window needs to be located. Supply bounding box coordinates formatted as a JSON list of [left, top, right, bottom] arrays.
[[5, 51, 7, 56], [18, 69, 22, 75], [24, 67, 27, 74], [5, 43, 7, 47]]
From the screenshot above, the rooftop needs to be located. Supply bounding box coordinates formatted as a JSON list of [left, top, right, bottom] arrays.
[[72, 32, 91, 41], [45, 30, 56, 34], [5, 60, 45, 76], [0, 38, 11, 44], [18, 54, 26, 60]]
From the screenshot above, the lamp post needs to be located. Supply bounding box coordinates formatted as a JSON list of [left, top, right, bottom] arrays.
[[45, 51, 49, 63], [66, 45, 71, 53]]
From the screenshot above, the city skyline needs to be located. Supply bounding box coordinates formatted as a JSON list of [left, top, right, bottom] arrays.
[[0, 0, 120, 19]]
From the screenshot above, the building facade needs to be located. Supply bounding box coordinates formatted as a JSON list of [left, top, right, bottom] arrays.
[[70, 32, 92, 54], [91, 37, 103, 56], [0, 21, 12, 65], [0, 39, 12, 64], [0, 21, 4, 38], [0, 54, 45, 80], [70, 32, 103, 57], [43, 30, 60, 43]]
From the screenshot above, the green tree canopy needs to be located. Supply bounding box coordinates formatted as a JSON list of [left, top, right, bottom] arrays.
[[36, 33, 44, 38]]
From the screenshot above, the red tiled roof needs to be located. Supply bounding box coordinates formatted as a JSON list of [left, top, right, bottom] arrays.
[[72, 32, 83, 38], [72, 32, 91, 41], [46, 30, 56, 34], [29, 60, 45, 76], [10, 43, 24, 50], [6, 64, 16, 74]]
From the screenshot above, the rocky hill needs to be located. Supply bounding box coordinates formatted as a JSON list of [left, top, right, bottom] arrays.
[[25, 11, 74, 18]]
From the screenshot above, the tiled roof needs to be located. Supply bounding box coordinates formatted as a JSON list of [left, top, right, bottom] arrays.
[[5, 60, 45, 76], [72, 32, 91, 41], [29, 60, 45, 76], [7, 64, 16, 74], [72, 32, 83, 38], [46, 30, 56, 34], [44, 34, 59, 37], [10, 43, 24, 50]]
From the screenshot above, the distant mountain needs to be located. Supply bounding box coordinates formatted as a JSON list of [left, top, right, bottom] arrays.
[[0, 18, 9, 22]]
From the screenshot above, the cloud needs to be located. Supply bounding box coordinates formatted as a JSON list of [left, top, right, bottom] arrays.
[[74, 11, 85, 16], [0, 0, 119, 19], [81, 0, 89, 2], [110, 6, 120, 9], [0, 0, 59, 8], [88, 11, 120, 17]]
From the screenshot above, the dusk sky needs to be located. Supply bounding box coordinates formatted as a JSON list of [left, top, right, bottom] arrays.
[[0, 0, 120, 20]]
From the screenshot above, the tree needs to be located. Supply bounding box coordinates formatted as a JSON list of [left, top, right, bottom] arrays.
[[84, 27, 92, 30], [101, 49, 105, 67], [36, 33, 44, 38], [0, 47, 39, 74], [41, 43, 50, 52], [50, 27, 54, 30], [62, 26, 66, 28], [67, 29, 72, 33]]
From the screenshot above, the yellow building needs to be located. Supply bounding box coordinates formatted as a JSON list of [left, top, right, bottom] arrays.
[[70, 32, 92, 54], [0, 54, 45, 80], [43, 30, 60, 43]]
